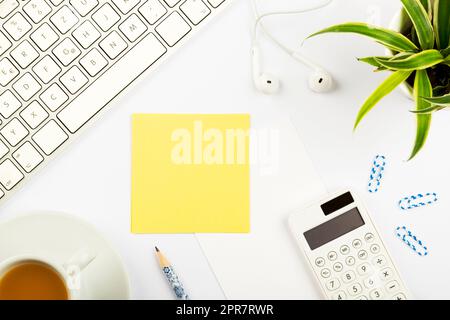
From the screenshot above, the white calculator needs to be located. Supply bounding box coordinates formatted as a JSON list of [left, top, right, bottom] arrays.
[[289, 190, 411, 300]]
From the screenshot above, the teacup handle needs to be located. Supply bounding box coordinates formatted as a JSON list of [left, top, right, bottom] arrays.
[[63, 249, 96, 272], [63, 249, 96, 296]]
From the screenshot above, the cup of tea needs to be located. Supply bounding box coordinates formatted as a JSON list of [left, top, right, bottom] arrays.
[[0, 250, 96, 300]]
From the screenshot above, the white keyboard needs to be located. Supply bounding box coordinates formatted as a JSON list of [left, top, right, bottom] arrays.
[[0, 0, 228, 202]]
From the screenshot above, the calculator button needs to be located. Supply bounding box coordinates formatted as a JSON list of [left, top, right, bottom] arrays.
[[392, 293, 407, 300], [333, 262, 343, 272], [357, 263, 372, 276], [352, 239, 362, 249], [369, 288, 384, 300], [342, 271, 356, 284], [315, 257, 325, 267], [345, 256, 355, 266], [347, 283, 362, 296], [370, 244, 380, 254], [320, 268, 331, 279], [355, 295, 368, 300], [386, 281, 400, 294], [340, 245, 350, 255], [357, 250, 368, 260], [380, 267, 393, 281], [327, 251, 338, 261], [364, 233, 375, 243], [364, 276, 379, 289], [332, 291, 347, 300], [372, 255, 387, 268], [325, 278, 340, 291]]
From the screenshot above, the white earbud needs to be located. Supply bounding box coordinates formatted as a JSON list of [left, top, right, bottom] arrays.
[[251, 0, 336, 95], [291, 51, 334, 93], [252, 45, 280, 95], [308, 69, 334, 93]]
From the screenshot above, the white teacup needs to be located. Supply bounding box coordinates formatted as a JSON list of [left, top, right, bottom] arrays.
[[0, 250, 96, 300]]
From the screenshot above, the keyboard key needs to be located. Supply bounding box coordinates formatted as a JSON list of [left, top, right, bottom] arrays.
[[139, 0, 168, 25], [70, 0, 99, 16], [207, 0, 224, 7], [369, 288, 384, 300], [39, 83, 68, 111], [119, 14, 148, 42], [58, 33, 166, 133], [80, 48, 108, 77], [60, 66, 88, 94], [33, 56, 62, 84], [72, 21, 101, 49], [0, 141, 9, 159], [13, 73, 42, 101], [1, 118, 29, 147], [53, 38, 81, 66], [33, 120, 68, 155], [0, 159, 24, 190], [156, 12, 191, 47], [50, 6, 79, 34], [163, 0, 181, 7], [0, 32, 12, 56], [99, 31, 128, 59], [4, 12, 32, 41], [325, 278, 340, 291], [20, 101, 49, 129], [0, 58, 19, 86], [13, 142, 44, 173], [347, 283, 362, 296], [0, 0, 19, 19], [49, 0, 64, 6], [122, 16, 147, 39], [0, 90, 21, 118], [30, 23, 60, 51], [23, 0, 52, 23], [92, 3, 120, 32], [10, 40, 40, 69], [180, 0, 211, 25], [112, 0, 140, 14]]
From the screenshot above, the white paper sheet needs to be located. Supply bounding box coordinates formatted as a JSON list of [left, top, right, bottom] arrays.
[[196, 116, 326, 299]]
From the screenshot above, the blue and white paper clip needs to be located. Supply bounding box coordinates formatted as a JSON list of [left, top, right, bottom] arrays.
[[398, 192, 438, 210], [367, 155, 386, 193], [395, 226, 428, 256]]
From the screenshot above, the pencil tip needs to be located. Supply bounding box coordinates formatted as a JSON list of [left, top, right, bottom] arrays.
[[155, 246, 159, 252]]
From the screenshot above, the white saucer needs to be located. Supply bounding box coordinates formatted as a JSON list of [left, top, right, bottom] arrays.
[[0, 212, 130, 299]]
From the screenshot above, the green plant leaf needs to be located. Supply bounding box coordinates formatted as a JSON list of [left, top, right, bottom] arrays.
[[434, 0, 450, 49], [357, 57, 385, 68], [422, 93, 450, 106], [401, 0, 435, 49], [442, 46, 450, 57], [443, 55, 450, 66], [374, 49, 443, 71], [409, 70, 433, 160], [410, 105, 443, 113], [419, 0, 432, 16], [354, 71, 413, 129], [308, 23, 419, 52]]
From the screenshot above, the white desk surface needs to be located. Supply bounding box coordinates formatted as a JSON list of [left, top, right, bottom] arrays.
[[2, 0, 450, 299]]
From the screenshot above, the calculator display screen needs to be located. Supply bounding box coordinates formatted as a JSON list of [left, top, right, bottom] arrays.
[[303, 207, 365, 250]]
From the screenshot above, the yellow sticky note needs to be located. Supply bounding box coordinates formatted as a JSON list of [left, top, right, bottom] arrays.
[[131, 114, 250, 233]]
